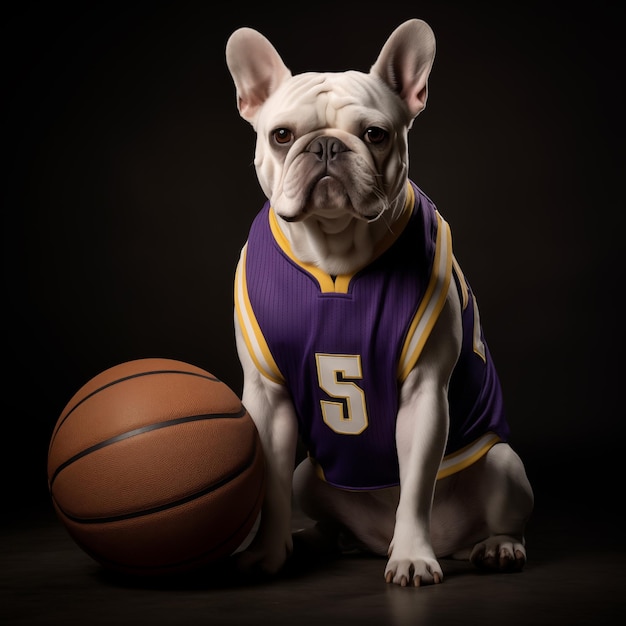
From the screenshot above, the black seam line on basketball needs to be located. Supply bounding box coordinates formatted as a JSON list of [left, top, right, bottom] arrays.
[[48, 369, 222, 453], [49, 407, 247, 486], [84, 442, 264, 572], [55, 437, 258, 525]]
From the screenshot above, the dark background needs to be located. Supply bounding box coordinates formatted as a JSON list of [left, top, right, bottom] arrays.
[[3, 0, 623, 519]]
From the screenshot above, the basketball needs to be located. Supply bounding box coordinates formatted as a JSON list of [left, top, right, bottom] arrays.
[[47, 357, 265, 577]]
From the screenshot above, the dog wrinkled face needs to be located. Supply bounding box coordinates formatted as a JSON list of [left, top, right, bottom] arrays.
[[226, 20, 435, 272], [253, 70, 412, 224]]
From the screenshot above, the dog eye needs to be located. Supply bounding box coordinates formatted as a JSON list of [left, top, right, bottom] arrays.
[[364, 127, 388, 145], [272, 128, 294, 145]]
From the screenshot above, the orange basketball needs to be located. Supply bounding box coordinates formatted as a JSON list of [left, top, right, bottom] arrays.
[[47, 358, 265, 577]]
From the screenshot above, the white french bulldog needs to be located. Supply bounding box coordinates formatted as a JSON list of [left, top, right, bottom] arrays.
[[225, 18, 533, 587]]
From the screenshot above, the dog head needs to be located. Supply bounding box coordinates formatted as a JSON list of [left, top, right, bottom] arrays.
[[226, 19, 435, 272]]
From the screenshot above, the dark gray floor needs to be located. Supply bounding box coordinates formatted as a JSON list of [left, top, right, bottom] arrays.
[[2, 491, 624, 626]]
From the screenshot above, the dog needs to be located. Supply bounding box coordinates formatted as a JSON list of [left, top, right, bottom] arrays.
[[225, 18, 533, 587]]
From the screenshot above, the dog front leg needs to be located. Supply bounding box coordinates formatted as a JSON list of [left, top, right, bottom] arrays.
[[385, 373, 448, 586], [233, 334, 298, 577], [385, 293, 461, 587]]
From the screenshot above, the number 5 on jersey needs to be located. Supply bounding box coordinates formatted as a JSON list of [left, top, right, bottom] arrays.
[[315, 354, 369, 435]]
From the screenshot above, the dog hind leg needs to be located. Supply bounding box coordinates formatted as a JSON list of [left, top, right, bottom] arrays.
[[461, 443, 534, 572], [292, 458, 398, 556]]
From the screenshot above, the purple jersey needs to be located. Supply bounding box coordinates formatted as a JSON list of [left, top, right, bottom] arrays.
[[235, 181, 509, 490]]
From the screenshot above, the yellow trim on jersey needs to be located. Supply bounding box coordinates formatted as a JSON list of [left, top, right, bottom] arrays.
[[234, 246, 285, 384], [397, 212, 453, 382], [452, 255, 486, 362], [268, 183, 415, 294], [309, 455, 328, 483], [437, 432, 501, 479], [452, 255, 468, 310], [472, 295, 487, 363], [269, 209, 339, 292], [310, 432, 502, 485]]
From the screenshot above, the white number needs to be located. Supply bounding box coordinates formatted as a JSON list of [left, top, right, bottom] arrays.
[[315, 354, 369, 435]]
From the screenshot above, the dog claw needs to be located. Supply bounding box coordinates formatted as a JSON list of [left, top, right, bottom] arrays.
[[385, 569, 442, 586], [470, 537, 527, 572], [499, 549, 513, 569]]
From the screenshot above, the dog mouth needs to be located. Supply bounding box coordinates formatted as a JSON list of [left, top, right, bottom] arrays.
[[310, 174, 349, 207], [279, 174, 378, 223], [275, 135, 388, 222]]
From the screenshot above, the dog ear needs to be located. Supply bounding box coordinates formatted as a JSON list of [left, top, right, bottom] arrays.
[[370, 19, 436, 121], [226, 28, 293, 127]]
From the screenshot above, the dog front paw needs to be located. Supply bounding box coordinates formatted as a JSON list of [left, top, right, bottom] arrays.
[[234, 548, 286, 578], [469, 535, 527, 572], [233, 534, 293, 579], [384, 553, 443, 587]]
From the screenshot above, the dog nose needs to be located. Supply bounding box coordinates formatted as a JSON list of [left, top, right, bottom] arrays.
[[308, 136, 348, 162]]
